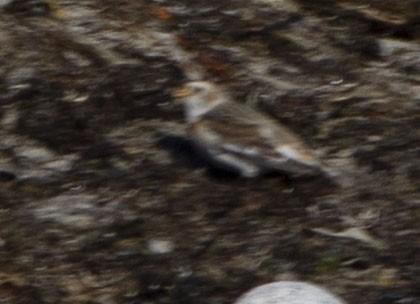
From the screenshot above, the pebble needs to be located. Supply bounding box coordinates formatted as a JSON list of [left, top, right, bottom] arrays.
[[147, 239, 174, 254], [234, 281, 346, 304]]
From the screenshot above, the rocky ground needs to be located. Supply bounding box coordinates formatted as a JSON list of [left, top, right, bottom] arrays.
[[0, 0, 419, 303]]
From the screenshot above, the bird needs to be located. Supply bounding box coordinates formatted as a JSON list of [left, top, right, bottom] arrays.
[[172, 80, 337, 179]]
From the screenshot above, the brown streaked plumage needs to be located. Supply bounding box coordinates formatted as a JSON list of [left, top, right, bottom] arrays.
[[173, 81, 335, 178]]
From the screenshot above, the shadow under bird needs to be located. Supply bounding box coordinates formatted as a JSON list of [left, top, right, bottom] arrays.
[[172, 80, 339, 180]]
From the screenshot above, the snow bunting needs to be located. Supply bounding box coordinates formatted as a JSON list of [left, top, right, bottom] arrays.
[[172, 81, 333, 178]]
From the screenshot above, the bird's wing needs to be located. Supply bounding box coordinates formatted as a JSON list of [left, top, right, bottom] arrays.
[[205, 100, 270, 126], [192, 101, 321, 169], [191, 103, 288, 159]]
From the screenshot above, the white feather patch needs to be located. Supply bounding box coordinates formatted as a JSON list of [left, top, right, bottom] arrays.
[[223, 144, 259, 156], [276, 145, 317, 166], [276, 145, 301, 159]]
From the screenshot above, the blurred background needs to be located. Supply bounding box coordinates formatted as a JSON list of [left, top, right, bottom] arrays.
[[0, 0, 419, 303]]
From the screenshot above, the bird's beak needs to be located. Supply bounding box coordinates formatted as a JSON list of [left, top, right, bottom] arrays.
[[172, 86, 189, 98]]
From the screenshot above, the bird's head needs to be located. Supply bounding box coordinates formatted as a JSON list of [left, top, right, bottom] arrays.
[[172, 81, 227, 121]]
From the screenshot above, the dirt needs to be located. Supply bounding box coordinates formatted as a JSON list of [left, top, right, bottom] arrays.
[[0, 0, 419, 303]]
